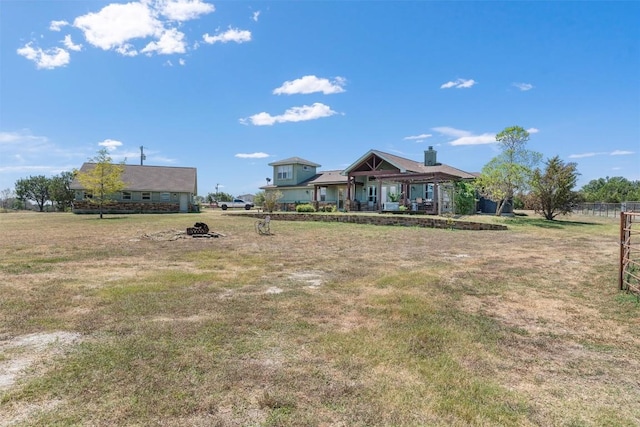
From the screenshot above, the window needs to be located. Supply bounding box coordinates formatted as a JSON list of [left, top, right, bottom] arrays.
[[277, 165, 292, 180], [425, 184, 434, 201], [142, 192, 151, 200], [122, 191, 131, 200], [368, 186, 377, 203], [320, 187, 327, 202], [160, 192, 170, 201]]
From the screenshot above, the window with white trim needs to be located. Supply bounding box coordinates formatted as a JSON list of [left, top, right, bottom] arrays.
[[122, 191, 132, 200], [277, 165, 292, 180], [142, 192, 151, 200], [425, 184, 434, 201]]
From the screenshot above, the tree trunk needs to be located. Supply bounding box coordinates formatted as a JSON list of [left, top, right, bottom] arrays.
[[495, 199, 506, 216]]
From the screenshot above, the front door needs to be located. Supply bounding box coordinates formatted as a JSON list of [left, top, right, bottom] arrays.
[[179, 194, 188, 213]]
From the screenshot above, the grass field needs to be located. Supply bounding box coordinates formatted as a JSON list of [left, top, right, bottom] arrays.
[[1, 210, 638, 426]]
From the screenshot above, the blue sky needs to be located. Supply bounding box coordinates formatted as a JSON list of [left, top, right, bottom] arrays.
[[1, 0, 638, 198]]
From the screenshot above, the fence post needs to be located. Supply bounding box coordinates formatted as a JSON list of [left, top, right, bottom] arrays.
[[620, 212, 625, 290]]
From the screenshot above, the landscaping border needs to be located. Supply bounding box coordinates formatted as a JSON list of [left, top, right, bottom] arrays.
[[234, 212, 508, 231]]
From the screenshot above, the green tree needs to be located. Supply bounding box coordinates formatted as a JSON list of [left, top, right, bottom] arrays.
[[579, 177, 640, 202], [75, 149, 126, 219], [454, 181, 476, 215], [15, 175, 51, 212], [49, 171, 76, 211], [530, 156, 580, 220], [263, 190, 283, 213], [253, 190, 266, 207], [475, 126, 542, 216], [206, 191, 233, 203]]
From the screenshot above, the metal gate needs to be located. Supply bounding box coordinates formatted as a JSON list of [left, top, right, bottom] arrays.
[[620, 212, 640, 297]]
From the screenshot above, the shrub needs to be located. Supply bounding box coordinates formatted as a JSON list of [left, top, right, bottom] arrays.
[[296, 204, 316, 213]]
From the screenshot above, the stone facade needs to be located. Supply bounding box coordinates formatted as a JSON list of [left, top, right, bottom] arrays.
[[71, 200, 183, 214], [237, 212, 507, 231]]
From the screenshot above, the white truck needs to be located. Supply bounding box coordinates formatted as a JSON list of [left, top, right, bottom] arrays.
[[217, 198, 254, 210]]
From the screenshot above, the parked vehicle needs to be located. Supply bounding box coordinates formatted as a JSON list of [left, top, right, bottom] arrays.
[[218, 198, 254, 210]]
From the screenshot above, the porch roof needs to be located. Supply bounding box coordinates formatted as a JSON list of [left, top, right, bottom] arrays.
[[342, 149, 476, 181]]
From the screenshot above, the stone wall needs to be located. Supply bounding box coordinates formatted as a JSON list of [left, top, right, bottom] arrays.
[[236, 212, 507, 231], [72, 200, 182, 214]]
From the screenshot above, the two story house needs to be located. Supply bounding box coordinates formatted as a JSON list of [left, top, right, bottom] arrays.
[[262, 147, 478, 214]]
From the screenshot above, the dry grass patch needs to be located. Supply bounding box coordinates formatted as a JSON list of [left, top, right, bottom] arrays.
[[0, 210, 638, 426]]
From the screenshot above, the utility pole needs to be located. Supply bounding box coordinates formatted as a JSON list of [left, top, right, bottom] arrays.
[[140, 146, 146, 165]]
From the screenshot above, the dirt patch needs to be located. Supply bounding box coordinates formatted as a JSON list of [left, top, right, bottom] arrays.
[[0, 331, 81, 391], [0, 331, 82, 427]]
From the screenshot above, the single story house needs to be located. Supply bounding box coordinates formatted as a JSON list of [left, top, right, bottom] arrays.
[[70, 164, 198, 214], [262, 147, 479, 214]]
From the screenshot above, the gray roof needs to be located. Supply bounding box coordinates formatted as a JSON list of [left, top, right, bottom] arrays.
[[268, 157, 321, 167], [308, 170, 349, 185], [343, 149, 476, 180], [71, 163, 197, 193]]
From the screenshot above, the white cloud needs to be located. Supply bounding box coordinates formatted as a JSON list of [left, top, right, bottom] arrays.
[[240, 103, 337, 126], [513, 82, 534, 91], [63, 35, 83, 52], [569, 150, 634, 159], [403, 134, 432, 141], [141, 28, 186, 55], [115, 44, 138, 57], [527, 127, 539, 134], [432, 127, 472, 138], [611, 150, 634, 156], [74, 2, 162, 51], [17, 43, 70, 69], [440, 78, 476, 89], [273, 75, 346, 95], [448, 134, 496, 146], [0, 130, 49, 145], [158, 0, 215, 21], [235, 152, 270, 159], [203, 28, 251, 44], [179, 58, 186, 66], [569, 152, 601, 159], [433, 127, 495, 146], [19, 0, 241, 68], [98, 139, 123, 151], [50, 20, 69, 31], [252, 11, 261, 22]]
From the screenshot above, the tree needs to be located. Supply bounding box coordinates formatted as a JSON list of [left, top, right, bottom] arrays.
[[253, 191, 266, 208], [75, 149, 126, 219], [15, 175, 51, 212], [263, 190, 283, 212], [475, 126, 542, 216], [579, 177, 640, 202], [530, 156, 580, 220], [453, 181, 476, 215], [0, 188, 14, 210], [49, 171, 76, 212], [206, 191, 233, 203]]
